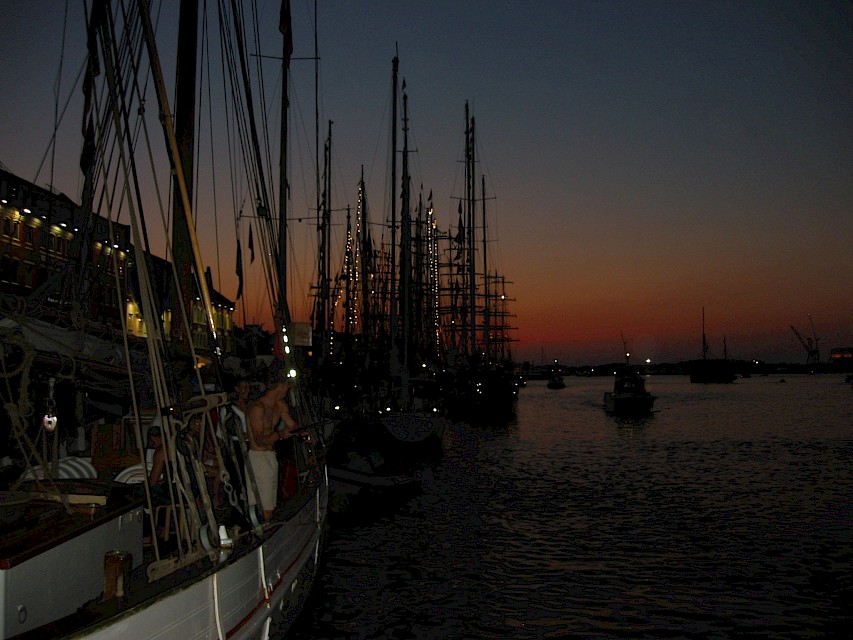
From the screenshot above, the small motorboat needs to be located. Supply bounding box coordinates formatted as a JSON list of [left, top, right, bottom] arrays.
[[604, 367, 656, 416], [546, 372, 566, 389]]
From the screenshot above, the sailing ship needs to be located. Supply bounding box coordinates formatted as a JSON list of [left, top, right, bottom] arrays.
[[440, 102, 520, 422], [0, 2, 328, 638], [309, 54, 446, 512], [604, 336, 656, 416], [689, 308, 737, 384]]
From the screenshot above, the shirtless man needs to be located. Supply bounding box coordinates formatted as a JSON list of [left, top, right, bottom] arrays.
[[246, 367, 300, 521]]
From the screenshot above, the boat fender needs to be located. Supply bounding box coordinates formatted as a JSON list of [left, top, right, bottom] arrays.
[[248, 504, 263, 534], [42, 414, 57, 432], [42, 377, 58, 432], [199, 522, 220, 552], [102, 550, 132, 601]]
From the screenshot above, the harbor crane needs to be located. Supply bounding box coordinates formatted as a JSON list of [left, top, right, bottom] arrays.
[[790, 316, 821, 365]]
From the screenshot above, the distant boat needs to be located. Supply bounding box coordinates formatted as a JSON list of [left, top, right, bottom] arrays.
[[605, 368, 656, 416], [547, 372, 566, 389], [604, 335, 656, 416], [689, 309, 737, 384]]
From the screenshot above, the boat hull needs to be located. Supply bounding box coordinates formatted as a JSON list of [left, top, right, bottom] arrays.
[[76, 509, 324, 640], [380, 412, 446, 443], [604, 392, 656, 416], [3, 479, 327, 640], [0, 494, 144, 637], [328, 465, 430, 494]]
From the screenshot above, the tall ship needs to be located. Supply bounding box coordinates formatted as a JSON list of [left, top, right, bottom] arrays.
[[0, 2, 329, 638], [309, 54, 447, 510], [438, 102, 520, 422]]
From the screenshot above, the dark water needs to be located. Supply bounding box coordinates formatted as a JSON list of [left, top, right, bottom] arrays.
[[287, 375, 852, 639]]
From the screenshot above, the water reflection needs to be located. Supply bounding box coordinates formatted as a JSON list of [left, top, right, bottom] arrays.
[[289, 375, 852, 639]]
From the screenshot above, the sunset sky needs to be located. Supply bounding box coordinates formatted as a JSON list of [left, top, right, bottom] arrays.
[[1, 1, 851, 365]]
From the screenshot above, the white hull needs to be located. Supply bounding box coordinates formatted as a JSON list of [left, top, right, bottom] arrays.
[[2, 478, 327, 640], [79, 500, 323, 640]]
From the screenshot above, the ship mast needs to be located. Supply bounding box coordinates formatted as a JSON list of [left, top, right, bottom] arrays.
[[481, 173, 489, 361], [389, 52, 399, 354], [400, 79, 412, 371], [167, 0, 198, 354], [466, 103, 477, 357], [278, 0, 292, 318]]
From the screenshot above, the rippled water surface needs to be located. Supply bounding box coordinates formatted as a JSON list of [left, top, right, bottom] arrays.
[[287, 375, 852, 639]]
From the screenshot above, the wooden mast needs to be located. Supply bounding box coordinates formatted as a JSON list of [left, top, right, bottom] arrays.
[[278, 0, 292, 318], [465, 103, 477, 357], [389, 52, 399, 353], [400, 79, 411, 371], [168, 0, 198, 355], [481, 174, 489, 361]]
